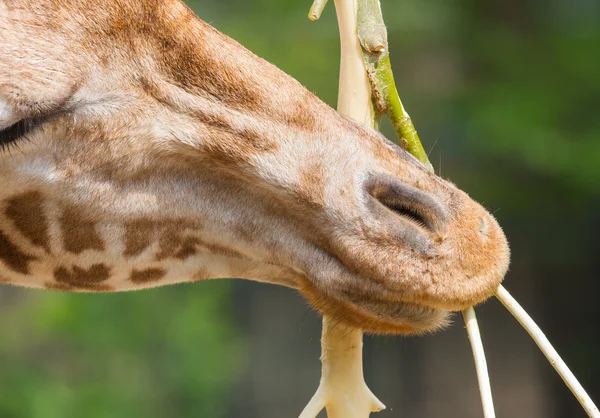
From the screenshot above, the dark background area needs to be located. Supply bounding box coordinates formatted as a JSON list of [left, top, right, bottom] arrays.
[[0, 0, 598, 417]]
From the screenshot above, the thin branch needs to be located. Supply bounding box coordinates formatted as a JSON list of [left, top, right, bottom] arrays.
[[496, 285, 600, 418], [308, 0, 329, 21], [356, 0, 433, 171], [463, 307, 496, 418], [301, 0, 385, 416], [299, 319, 385, 418], [332, 0, 375, 125]]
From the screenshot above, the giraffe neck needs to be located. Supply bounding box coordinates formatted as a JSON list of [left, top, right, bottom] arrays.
[[0, 183, 300, 292]]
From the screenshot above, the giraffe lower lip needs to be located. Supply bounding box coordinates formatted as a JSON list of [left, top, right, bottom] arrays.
[[352, 299, 450, 331], [299, 278, 449, 334], [345, 302, 451, 335]]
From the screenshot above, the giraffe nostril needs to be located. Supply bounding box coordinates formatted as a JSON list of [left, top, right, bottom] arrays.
[[364, 174, 449, 234], [377, 197, 429, 230]]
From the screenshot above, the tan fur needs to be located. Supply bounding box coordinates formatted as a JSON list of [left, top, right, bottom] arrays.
[[0, 0, 510, 334]]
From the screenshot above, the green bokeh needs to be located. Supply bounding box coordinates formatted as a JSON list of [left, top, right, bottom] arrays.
[[0, 282, 240, 418]]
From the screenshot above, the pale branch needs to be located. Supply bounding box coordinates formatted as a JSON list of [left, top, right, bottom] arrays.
[[308, 0, 329, 21], [300, 0, 384, 417], [463, 307, 496, 418], [299, 318, 385, 418], [496, 285, 600, 417], [332, 0, 376, 126], [308, 0, 433, 169]]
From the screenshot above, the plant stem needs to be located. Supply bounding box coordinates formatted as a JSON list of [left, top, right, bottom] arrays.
[[299, 318, 385, 418], [300, 0, 385, 416], [463, 307, 496, 418], [308, 0, 329, 20], [356, 0, 433, 171], [333, 0, 376, 125], [496, 285, 600, 417]]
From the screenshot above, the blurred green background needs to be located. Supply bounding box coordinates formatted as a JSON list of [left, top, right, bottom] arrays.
[[0, 0, 598, 417]]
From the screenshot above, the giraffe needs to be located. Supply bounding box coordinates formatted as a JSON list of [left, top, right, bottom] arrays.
[[0, 0, 509, 335]]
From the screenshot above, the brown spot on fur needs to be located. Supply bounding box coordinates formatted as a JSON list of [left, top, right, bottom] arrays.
[[195, 112, 232, 131], [54, 264, 113, 291], [123, 219, 200, 260], [59, 207, 104, 254], [174, 237, 200, 259], [0, 276, 11, 284], [0, 230, 36, 274], [297, 163, 326, 209], [125, 219, 243, 260], [5, 191, 51, 252], [129, 268, 167, 284], [195, 113, 277, 164], [285, 92, 318, 131], [123, 220, 155, 257], [140, 77, 278, 166], [197, 241, 244, 259], [191, 267, 210, 281], [158, 25, 263, 111], [200, 129, 277, 167], [97, 2, 262, 114], [156, 232, 199, 260], [44, 281, 74, 291], [231, 223, 255, 243]]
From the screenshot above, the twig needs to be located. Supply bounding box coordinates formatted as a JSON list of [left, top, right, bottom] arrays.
[[332, 0, 375, 125], [299, 318, 385, 418], [300, 0, 385, 416], [356, 0, 433, 171], [308, 0, 329, 21], [463, 307, 496, 418], [496, 285, 600, 418]]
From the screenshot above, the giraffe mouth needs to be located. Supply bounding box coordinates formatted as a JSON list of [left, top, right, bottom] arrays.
[[340, 297, 452, 335], [299, 279, 452, 335]]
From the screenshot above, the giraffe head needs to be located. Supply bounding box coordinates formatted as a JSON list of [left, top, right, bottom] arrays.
[[0, 0, 509, 334]]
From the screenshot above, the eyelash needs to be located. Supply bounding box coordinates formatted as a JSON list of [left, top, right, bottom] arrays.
[[0, 119, 41, 152]]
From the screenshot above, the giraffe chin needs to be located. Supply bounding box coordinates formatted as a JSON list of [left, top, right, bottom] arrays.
[[299, 281, 451, 335]]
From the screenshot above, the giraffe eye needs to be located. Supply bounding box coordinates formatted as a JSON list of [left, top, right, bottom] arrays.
[[0, 118, 44, 151]]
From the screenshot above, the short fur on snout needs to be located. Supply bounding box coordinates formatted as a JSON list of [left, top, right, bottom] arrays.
[[0, 0, 509, 335], [294, 137, 510, 334]]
